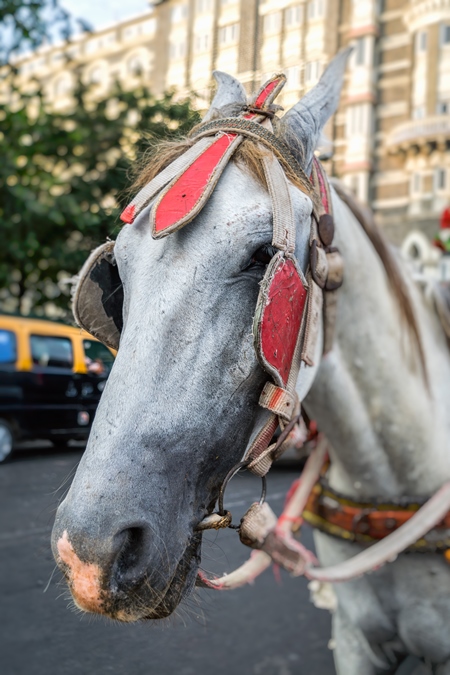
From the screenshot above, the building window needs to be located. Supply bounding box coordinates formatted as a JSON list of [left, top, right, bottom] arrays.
[[437, 101, 449, 114], [196, 0, 213, 12], [441, 24, 450, 45], [30, 335, 73, 369], [412, 105, 425, 120], [415, 30, 427, 52], [411, 172, 422, 195], [128, 55, 146, 75], [307, 0, 325, 20], [435, 168, 447, 192], [85, 39, 100, 54], [347, 104, 369, 135], [354, 36, 367, 66], [194, 32, 211, 53], [286, 65, 301, 88], [169, 41, 187, 59], [305, 60, 321, 84], [141, 20, 155, 35], [123, 25, 140, 40], [218, 23, 239, 45], [172, 4, 189, 23], [285, 5, 302, 27], [263, 11, 282, 35], [88, 66, 104, 85]]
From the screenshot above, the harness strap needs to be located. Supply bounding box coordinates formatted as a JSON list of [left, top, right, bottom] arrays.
[[190, 118, 320, 215], [259, 383, 298, 422], [261, 153, 295, 253], [303, 480, 450, 551], [245, 155, 337, 474], [245, 415, 279, 473]]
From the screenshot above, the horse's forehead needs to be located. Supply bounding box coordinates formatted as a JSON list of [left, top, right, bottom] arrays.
[[116, 163, 312, 263]]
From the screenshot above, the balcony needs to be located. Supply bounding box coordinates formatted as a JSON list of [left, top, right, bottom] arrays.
[[385, 115, 450, 154], [405, 0, 450, 32]]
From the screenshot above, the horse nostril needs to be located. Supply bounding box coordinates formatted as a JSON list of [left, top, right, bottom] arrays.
[[113, 526, 149, 587]]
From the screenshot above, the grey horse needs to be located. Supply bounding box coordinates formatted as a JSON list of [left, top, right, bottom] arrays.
[[52, 53, 450, 674]]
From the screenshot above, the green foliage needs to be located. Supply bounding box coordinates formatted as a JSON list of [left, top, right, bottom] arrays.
[[0, 0, 76, 67], [0, 81, 200, 317]]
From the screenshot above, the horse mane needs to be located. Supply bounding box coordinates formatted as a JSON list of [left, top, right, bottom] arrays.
[[330, 179, 427, 382], [131, 121, 306, 195], [131, 129, 426, 381]]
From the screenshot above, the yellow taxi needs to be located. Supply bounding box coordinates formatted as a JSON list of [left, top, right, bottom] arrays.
[[0, 315, 115, 462]]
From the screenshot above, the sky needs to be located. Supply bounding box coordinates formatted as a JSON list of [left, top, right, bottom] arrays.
[[60, 0, 151, 31]]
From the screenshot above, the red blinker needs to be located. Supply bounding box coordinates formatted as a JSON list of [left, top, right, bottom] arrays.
[[259, 259, 307, 386]]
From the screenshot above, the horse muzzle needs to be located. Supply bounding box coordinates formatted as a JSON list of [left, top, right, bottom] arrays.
[[51, 512, 201, 621]]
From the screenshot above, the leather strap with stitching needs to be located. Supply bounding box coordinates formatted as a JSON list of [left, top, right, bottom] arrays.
[[190, 117, 321, 215], [303, 479, 450, 552]]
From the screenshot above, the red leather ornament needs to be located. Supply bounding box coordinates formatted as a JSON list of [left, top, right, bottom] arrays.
[[254, 79, 280, 109], [152, 133, 238, 236], [255, 255, 308, 387], [120, 204, 136, 224]]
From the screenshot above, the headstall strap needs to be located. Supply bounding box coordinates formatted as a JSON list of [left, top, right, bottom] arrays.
[[120, 72, 345, 528]]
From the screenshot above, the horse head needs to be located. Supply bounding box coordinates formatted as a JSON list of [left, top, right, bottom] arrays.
[[51, 51, 349, 621]]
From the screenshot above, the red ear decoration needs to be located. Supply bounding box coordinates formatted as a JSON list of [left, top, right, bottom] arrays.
[[245, 74, 287, 120]]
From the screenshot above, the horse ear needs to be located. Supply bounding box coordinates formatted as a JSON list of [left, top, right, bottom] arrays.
[[282, 48, 352, 173], [202, 71, 248, 122]]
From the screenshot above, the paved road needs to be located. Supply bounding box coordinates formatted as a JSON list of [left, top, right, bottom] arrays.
[[1, 445, 335, 675]]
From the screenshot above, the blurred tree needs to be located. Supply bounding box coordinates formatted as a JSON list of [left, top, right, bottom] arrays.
[[0, 82, 200, 317], [0, 0, 87, 68]]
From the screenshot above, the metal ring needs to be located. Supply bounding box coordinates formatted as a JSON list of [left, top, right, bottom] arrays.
[[218, 461, 267, 518]]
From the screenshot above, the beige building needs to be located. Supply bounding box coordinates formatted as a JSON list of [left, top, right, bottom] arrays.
[[13, 0, 450, 245]]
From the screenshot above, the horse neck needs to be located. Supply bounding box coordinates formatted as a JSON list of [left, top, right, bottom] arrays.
[[303, 190, 450, 500]]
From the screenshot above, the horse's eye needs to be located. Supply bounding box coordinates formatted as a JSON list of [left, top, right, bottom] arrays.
[[246, 244, 278, 269]]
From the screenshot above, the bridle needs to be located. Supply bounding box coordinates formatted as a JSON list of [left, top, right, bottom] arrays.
[[74, 71, 450, 590], [119, 73, 343, 530]]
